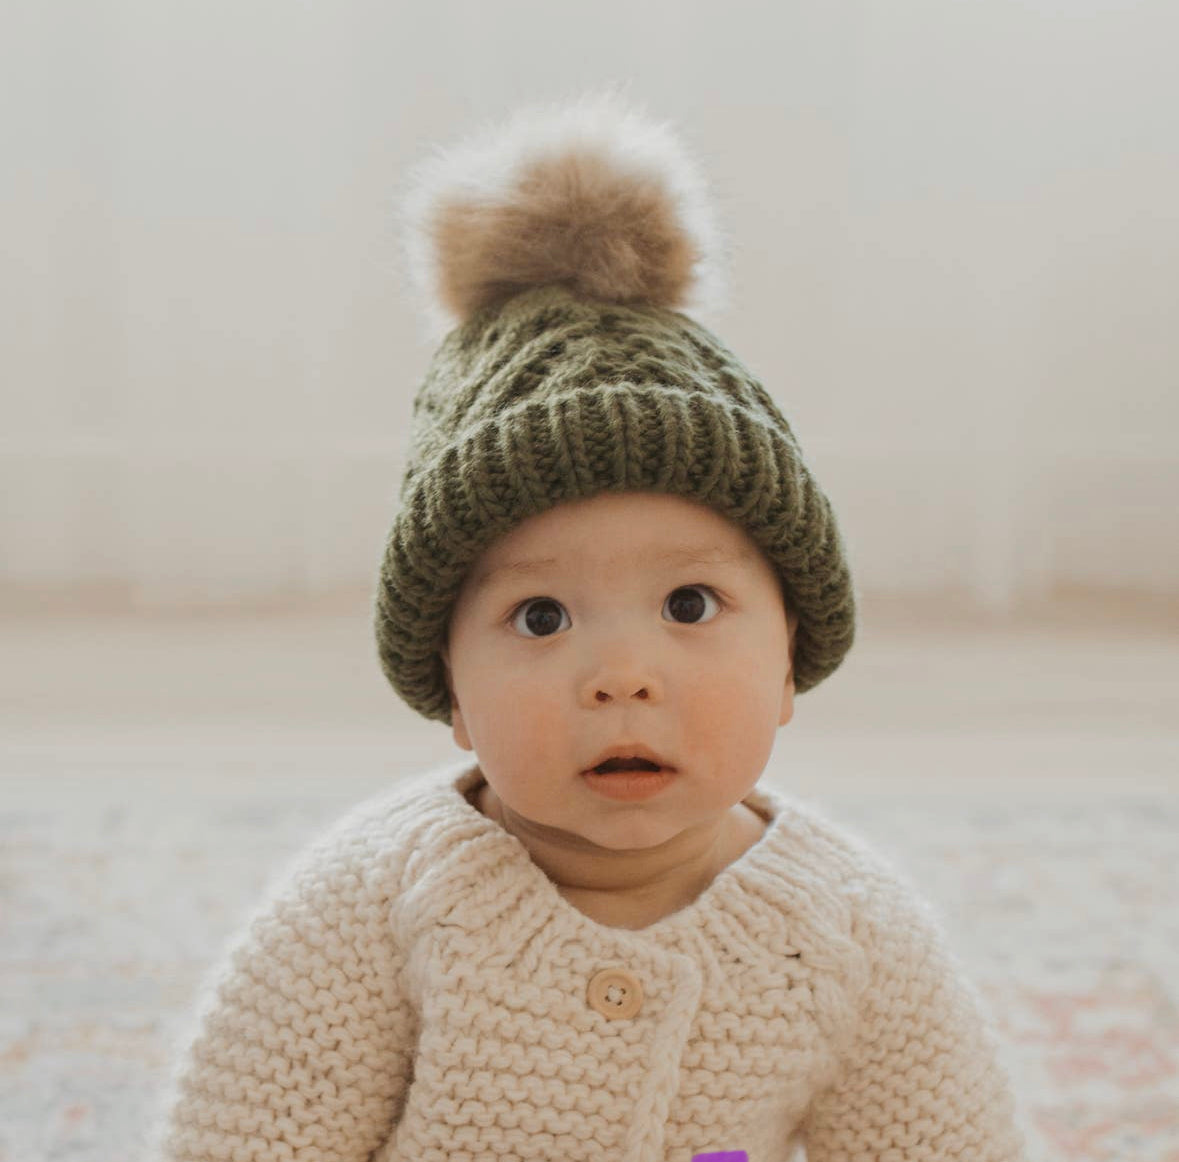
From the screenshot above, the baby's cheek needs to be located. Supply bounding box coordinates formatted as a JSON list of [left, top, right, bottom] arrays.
[[485, 680, 567, 749]]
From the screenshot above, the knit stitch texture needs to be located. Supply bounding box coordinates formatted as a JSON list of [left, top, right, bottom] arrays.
[[155, 762, 1026, 1162]]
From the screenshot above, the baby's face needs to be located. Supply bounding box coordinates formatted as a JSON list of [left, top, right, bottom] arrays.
[[442, 491, 797, 852]]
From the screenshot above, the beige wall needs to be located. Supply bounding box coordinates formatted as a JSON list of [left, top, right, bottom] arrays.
[[4, 1, 1177, 609]]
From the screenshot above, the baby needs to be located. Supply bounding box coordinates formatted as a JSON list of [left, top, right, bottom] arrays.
[[154, 91, 1026, 1162]]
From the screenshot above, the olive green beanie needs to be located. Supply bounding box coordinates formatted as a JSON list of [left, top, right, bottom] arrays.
[[377, 91, 855, 724]]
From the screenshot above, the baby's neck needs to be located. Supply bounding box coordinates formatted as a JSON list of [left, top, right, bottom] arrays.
[[473, 780, 764, 929]]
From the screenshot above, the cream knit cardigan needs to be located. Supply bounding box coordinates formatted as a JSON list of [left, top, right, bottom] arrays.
[[155, 762, 1026, 1162]]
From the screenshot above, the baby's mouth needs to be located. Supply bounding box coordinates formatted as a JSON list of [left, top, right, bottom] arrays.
[[580, 750, 676, 800], [591, 756, 663, 775]]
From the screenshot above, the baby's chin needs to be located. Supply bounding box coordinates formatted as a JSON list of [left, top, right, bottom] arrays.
[[538, 812, 706, 855], [488, 785, 714, 854]]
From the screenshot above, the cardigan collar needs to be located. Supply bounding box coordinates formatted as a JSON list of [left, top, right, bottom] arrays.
[[391, 760, 853, 977]]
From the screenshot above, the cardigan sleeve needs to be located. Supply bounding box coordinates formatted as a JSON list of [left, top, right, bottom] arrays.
[[800, 877, 1026, 1162], [154, 824, 416, 1162]]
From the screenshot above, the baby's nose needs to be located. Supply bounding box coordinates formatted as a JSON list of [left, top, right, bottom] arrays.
[[582, 655, 662, 706], [594, 685, 650, 703]]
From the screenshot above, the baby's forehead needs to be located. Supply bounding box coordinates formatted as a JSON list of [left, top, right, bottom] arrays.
[[510, 491, 751, 542], [465, 491, 774, 588]]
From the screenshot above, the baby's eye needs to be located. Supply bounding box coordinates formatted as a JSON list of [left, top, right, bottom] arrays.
[[662, 585, 721, 625], [511, 597, 571, 638]]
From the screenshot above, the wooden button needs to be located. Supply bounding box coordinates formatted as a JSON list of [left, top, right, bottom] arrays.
[[587, 967, 643, 1019]]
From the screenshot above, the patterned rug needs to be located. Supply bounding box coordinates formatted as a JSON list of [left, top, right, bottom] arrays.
[[2, 772, 1176, 1162]]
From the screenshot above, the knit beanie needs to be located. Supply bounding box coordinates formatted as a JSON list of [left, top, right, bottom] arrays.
[[376, 90, 855, 724]]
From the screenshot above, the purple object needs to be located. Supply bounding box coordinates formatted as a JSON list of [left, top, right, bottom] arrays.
[[692, 1153, 748, 1162]]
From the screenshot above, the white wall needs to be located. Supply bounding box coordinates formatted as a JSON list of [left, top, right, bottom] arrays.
[[4, 0, 1177, 610]]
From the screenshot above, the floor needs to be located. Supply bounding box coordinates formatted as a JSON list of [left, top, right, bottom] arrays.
[[2, 589, 1177, 1161]]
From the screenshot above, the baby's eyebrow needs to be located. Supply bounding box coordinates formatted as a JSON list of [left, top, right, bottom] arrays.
[[471, 545, 750, 591]]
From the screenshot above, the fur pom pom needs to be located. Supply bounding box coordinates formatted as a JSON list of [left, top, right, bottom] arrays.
[[398, 87, 729, 339]]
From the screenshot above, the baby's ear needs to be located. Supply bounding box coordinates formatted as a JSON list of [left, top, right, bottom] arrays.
[[779, 607, 799, 727], [439, 642, 457, 702], [786, 607, 800, 667], [439, 644, 474, 752]]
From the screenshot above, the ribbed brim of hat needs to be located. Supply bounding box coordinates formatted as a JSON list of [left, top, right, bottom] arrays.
[[375, 383, 854, 724]]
